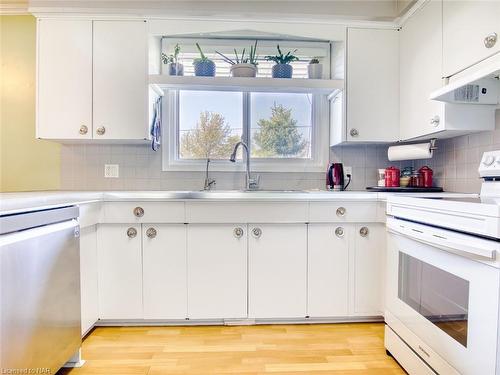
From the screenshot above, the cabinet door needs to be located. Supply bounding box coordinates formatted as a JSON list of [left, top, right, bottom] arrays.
[[187, 224, 247, 319], [249, 224, 307, 318], [345, 28, 399, 142], [93, 21, 148, 140], [37, 19, 92, 139], [443, 1, 500, 77], [354, 224, 384, 315], [97, 224, 142, 319], [399, 0, 444, 141], [308, 224, 349, 317], [143, 224, 187, 319], [80, 225, 98, 335]]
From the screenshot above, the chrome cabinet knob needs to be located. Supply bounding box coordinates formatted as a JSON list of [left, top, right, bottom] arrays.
[[336, 207, 346, 217], [349, 128, 359, 137], [359, 226, 369, 237], [127, 227, 137, 238], [96, 126, 106, 136], [484, 32, 497, 48], [133, 207, 144, 217], [252, 227, 262, 238], [430, 115, 440, 127], [146, 227, 157, 239], [79, 125, 88, 135], [334, 227, 344, 238], [233, 227, 244, 239]]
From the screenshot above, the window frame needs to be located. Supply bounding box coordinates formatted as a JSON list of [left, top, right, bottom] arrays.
[[162, 89, 329, 172]]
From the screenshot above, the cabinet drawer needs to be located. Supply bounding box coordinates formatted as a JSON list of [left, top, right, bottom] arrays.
[[102, 202, 185, 223], [186, 202, 308, 223], [308, 202, 377, 222], [78, 202, 102, 228]]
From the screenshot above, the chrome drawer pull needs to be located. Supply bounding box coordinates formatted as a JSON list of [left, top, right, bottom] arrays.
[[359, 227, 369, 237], [336, 207, 346, 217], [484, 32, 497, 48], [133, 207, 144, 217], [252, 227, 262, 238], [127, 227, 137, 238], [146, 227, 157, 239], [335, 227, 344, 238], [233, 227, 244, 239]]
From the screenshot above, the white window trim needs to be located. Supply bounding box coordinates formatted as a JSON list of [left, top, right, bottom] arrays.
[[161, 90, 329, 173]]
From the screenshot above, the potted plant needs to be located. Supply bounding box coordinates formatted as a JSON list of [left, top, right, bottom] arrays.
[[216, 40, 258, 78], [307, 58, 323, 79], [193, 43, 216, 77], [265, 45, 299, 78], [161, 44, 184, 76]]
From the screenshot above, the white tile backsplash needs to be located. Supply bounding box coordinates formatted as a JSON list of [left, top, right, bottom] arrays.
[[59, 110, 500, 193]]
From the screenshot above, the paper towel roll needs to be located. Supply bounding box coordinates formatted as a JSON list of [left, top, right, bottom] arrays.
[[388, 143, 433, 161]]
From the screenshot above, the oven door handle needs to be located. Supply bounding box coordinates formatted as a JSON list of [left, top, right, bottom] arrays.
[[388, 225, 496, 261]]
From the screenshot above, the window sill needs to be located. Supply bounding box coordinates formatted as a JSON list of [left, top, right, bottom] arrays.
[[162, 159, 327, 173]]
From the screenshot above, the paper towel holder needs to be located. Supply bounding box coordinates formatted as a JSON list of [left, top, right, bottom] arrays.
[[429, 138, 438, 152]]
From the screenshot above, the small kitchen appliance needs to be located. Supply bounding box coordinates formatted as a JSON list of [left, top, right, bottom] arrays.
[[384, 166, 401, 187], [384, 150, 500, 375], [326, 163, 350, 191]]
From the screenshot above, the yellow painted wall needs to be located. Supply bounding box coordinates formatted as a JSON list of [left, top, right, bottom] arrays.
[[0, 15, 60, 192]]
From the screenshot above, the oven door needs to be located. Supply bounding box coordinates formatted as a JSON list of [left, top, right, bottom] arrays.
[[386, 217, 500, 375]]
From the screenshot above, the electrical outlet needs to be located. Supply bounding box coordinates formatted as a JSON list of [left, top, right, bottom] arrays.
[[344, 166, 352, 179], [104, 164, 119, 178]]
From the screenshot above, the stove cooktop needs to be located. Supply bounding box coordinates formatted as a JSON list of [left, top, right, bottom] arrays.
[[422, 197, 500, 205]]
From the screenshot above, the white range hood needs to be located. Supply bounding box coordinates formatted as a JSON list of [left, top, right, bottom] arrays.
[[430, 54, 500, 105]]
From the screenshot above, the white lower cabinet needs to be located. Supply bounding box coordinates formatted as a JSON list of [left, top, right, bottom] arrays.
[[97, 224, 143, 319], [353, 224, 384, 315], [91, 205, 384, 322], [187, 224, 247, 319], [142, 224, 187, 319], [79, 225, 98, 335], [249, 224, 307, 319], [307, 224, 349, 317]]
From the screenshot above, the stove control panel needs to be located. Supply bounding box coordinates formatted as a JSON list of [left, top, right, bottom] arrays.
[[479, 150, 500, 178]]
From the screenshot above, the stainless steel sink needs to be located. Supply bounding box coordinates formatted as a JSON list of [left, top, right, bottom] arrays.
[[103, 190, 316, 201], [190, 190, 310, 199]]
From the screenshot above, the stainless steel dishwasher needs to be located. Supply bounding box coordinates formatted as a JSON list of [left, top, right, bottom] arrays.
[[0, 205, 81, 372]]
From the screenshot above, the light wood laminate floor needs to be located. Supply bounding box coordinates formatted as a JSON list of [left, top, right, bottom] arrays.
[[58, 323, 405, 375]]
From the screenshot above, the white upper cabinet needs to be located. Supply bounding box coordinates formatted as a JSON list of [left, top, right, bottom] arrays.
[[36, 19, 149, 141], [93, 21, 148, 140], [37, 19, 92, 139], [399, 0, 495, 140], [331, 28, 399, 145], [443, 1, 500, 78], [399, 0, 444, 141]]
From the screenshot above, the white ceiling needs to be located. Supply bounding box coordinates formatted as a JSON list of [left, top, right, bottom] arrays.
[[17, 0, 416, 21]]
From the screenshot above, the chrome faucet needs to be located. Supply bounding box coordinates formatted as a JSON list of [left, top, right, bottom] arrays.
[[229, 141, 259, 190], [203, 158, 216, 191]]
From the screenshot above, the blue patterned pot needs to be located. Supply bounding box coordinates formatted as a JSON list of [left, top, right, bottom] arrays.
[[272, 64, 293, 78], [194, 60, 216, 77]]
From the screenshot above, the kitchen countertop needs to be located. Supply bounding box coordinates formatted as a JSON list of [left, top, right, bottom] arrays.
[[0, 190, 478, 216]]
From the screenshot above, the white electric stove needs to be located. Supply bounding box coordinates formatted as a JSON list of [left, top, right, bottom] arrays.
[[385, 150, 500, 375], [388, 150, 500, 239]]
